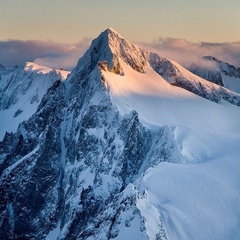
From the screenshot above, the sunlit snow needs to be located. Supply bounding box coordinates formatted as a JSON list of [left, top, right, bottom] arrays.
[[102, 56, 240, 240]]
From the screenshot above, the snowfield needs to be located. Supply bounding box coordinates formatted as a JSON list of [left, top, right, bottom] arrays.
[[141, 152, 240, 240], [102, 54, 240, 239], [103, 59, 240, 133]]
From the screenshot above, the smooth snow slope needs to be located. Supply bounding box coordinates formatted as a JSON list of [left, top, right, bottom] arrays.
[[102, 58, 240, 240], [139, 148, 240, 240], [222, 75, 240, 94], [103, 59, 240, 133]]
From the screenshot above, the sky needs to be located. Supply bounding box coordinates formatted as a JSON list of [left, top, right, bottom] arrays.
[[1, 0, 240, 69]]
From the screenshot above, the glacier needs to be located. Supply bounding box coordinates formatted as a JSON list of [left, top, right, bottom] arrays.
[[0, 28, 240, 240]]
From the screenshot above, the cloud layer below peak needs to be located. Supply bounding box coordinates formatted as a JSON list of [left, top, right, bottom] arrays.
[[0, 39, 90, 70], [141, 38, 240, 68], [0, 37, 240, 71]]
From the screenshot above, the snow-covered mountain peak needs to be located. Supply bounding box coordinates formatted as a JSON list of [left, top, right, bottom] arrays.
[[191, 55, 240, 76], [70, 29, 240, 107], [102, 27, 124, 42], [1, 29, 240, 240], [74, 28, 149, 76], [194, 56, 220, 71], [103, 28, 149, 73]]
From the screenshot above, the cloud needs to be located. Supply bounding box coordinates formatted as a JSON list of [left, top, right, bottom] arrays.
[[0, 39, 90, 70], [139, 38, 240, 68], [1, 37, 240, 71]]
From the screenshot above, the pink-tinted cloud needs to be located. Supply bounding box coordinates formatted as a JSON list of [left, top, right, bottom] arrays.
[[139, 38, 240, 68], [1, 37, 240, 71], [0, 39, 90, 70]]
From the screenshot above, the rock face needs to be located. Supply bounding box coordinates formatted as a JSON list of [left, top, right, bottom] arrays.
[[0, 29, 240, 240]]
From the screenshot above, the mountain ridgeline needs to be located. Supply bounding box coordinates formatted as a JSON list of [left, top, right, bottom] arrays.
[[1, 28, 240, 240], [189, 56, 240, 94]]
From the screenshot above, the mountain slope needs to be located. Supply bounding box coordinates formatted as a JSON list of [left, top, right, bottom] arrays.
[[87, 28, 240, 107], [103, 59, 240, 131], [189, 56, 240, 94], [150, 56, 240, 106], [0, 28, 240, 240], [0, 62, 69, 140]]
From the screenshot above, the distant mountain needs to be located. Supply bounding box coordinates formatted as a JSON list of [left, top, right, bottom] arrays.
[[150, 56, 240, 106], [1, 29, 240, 240], [0, 62, 69, 139], [189, 56, 240, 94]]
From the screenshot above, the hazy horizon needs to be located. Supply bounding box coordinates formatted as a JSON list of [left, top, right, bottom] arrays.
[[1, 0, 240, 43], [1, 0, 240, 69]]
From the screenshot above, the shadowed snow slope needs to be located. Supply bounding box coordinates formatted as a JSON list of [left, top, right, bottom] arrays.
[[0, 62, 70, 140], [189, 56, 240, 94], [1, 28, 240, 240]]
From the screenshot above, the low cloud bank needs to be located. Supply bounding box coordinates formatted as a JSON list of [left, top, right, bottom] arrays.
[[0, 39, 90, 70], [1, 37, 240, 70], [140, 38, 240, 68]]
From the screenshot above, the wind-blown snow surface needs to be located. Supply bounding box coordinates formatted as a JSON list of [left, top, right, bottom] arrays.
[[0, 62, 69, 140], [102, 60, 240, 240], [103, 60, 240, 132], [1, 28, 240, 240], [100, 32, 240, 239]]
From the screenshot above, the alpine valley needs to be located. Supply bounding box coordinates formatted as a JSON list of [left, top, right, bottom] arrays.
[[0, 28, 240, 240]]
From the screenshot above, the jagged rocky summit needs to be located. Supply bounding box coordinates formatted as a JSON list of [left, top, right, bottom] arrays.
[[1, 28, 240, 240]]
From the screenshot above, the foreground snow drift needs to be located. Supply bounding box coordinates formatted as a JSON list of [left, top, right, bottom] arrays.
[[140, 151, 240, 240]]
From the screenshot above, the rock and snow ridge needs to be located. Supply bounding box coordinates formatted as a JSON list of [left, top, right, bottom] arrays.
[[189, 56, 240, 94], [0, 62, 70, 140], [74, 28, 240, 106], [0, 28, 240, 240]]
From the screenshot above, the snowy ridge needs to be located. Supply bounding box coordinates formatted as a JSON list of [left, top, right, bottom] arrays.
[[0, 28, 240, 240], [24, 62, 55, 74], [25, 62, 69, 79], [76, 28, 240, 107], [149, 55, 240, 106], [0, 62, 70, 140], [189, 56, 240, 94]]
